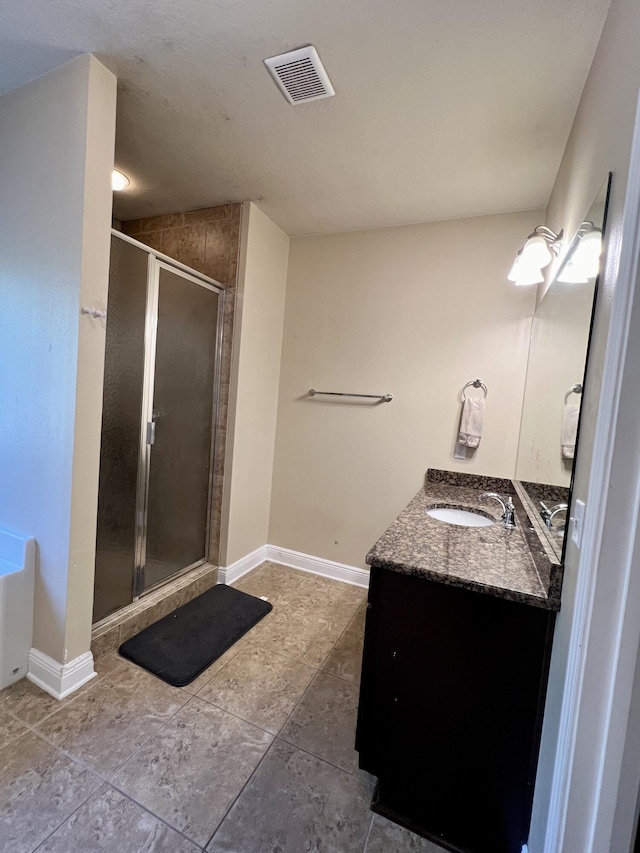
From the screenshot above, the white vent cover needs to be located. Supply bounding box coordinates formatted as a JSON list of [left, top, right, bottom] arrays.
[[264, 46, 335, 105]]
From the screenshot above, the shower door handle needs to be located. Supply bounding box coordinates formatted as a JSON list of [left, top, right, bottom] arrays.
[[146, 421, 156, 445]]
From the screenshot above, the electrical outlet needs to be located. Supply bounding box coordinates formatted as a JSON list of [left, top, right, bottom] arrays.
[[454, 443, 467, 460], [571, 499, 586, 548]]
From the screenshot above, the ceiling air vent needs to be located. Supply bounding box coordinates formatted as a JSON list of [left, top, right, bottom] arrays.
[[264, 46, 335, 105]]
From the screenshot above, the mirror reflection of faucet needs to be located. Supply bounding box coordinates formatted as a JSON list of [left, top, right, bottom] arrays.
[[479, 492, 517, 529], [539, 501, 568, 534]]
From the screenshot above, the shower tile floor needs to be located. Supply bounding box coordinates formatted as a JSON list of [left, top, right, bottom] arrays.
[[0, 562, 445, 853]]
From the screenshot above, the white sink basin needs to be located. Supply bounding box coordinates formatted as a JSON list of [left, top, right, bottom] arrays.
[[425, 506, 496, 527]]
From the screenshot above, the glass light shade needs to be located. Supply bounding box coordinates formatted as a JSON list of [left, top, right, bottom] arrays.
[[112, 169, 130, 191], [556, 260, 587, 285], [520, 234, 553, 268], [574, 229, 602, 276], [557, 229, 602, 284], [508, 254, 545, 286]]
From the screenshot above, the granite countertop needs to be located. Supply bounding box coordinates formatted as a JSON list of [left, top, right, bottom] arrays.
[[366, 470, 562, 611]]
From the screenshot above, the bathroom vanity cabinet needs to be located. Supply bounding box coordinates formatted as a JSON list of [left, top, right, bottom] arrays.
[[356, 471, 561, 853], [356, 566, 555, 853]]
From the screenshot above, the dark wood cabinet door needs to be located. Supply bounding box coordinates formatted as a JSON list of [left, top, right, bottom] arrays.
[[356, 566, 556, 853]]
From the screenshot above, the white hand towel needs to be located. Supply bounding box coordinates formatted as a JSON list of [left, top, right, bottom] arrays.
[[561, 402, 580, 459], [458, 397, 485, 448]]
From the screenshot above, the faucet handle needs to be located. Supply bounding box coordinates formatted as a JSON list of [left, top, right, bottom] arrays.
[[479, 492, 516, 529]]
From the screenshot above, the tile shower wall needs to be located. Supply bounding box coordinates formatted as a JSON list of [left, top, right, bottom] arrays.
[[121, 204, 242, 565]]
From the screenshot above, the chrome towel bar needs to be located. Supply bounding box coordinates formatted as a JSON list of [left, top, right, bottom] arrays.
[[308, 389, 393, 403]]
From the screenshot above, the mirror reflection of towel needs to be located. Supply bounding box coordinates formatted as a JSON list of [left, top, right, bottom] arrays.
[[458, 397, 485, 448], [562, 403, 580, 459]]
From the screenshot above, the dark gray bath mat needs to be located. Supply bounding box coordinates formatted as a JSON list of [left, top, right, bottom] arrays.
[[119, 584, 272, 686]]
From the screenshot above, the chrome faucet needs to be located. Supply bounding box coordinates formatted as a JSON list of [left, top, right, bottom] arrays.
[[479, 492, 516, 529], [540, 501, 568, 530]]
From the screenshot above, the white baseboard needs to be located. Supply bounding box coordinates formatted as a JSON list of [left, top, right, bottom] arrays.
[[265, 545, 369, 588], [218, 545, 268, 586], [219, 544, 370, 589], [27, 648, 96, 700]]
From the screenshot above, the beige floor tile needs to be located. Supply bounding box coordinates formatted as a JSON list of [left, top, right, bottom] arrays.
[[322, 628, 364, 684], [35, 664, 188, 776], [233, 564, 315, 607], [112, 697, 273, 846], [197, 645, 316, 733], [311, 575, 368, 607], [280, 671, 363, 776], [346, 603, 368, 639], [0, 675, 99, 727], [366, 814, 446, 851], [180, 638, 249, 694], [207, 739, 374, 853], [255, 610, 343, 667], [37, 784, 200, 852], [0, 730, 101, 853], [0, 709, 28, 750], [93, 652, 131, 678]]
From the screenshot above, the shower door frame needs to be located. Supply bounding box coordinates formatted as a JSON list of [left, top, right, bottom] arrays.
[[111, 230, 226, 601]]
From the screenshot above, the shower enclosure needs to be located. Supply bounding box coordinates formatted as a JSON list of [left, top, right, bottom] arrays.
[[93, 232, 225, 624]]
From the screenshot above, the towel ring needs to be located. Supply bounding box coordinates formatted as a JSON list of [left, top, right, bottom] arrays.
[[461, 379, 488, 401], [565, 383, 583, 403]]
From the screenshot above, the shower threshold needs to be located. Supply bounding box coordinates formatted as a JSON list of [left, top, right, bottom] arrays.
[[91, 562, 219, 662]]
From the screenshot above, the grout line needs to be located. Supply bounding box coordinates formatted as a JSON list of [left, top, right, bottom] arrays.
[[100, 780, 208, 851], [276, 729, 373, 782], [0, 664, 110, 733], [192, 667, 319, 738], [26, 670, 191, 785], [274, 668, 370, 781], [20, 726, 114, 784], [102, 689, 192, 782], [180, 691, 278, 738], [31, 781, 111, 853], [203, 734, 279, 850], [204, 569, 357, 848], [180, 642, 250, 696], [362, 811, 376, 852]]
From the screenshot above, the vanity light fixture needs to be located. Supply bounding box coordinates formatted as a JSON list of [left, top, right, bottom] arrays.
[[508, 225, 563, 286], [112, 169, 130, 191], [557, 222, 603, 284]]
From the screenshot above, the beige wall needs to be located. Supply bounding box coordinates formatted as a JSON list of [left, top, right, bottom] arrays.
[[268, 210, 540, 569], [0, 55, 116, 664], [65, 57, 118, 661], [221, 203, 289, 565], [528, 0, 640, 847]]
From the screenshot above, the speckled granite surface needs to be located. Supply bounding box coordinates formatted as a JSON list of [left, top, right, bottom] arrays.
[[366, 471, 562, 611]]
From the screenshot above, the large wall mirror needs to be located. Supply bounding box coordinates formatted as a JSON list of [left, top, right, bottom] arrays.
[[515, 173, 612, 560]]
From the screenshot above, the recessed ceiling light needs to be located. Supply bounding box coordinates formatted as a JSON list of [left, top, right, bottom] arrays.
[[112, 169, 130, 191]]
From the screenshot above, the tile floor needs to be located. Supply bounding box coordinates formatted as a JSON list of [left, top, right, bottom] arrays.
[[0, 562, 445, 852]]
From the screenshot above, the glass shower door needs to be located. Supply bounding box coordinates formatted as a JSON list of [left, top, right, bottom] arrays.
[[94, 236, 224, 623], [141, 264, 221, 591], [93, 237, 149, 623]]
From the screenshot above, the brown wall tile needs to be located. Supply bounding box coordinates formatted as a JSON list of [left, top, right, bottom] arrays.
[[126, 229, 164, 254], [124, 213, 186, 234], [185, 205, 234, 225], [161, 222, 206, 271]]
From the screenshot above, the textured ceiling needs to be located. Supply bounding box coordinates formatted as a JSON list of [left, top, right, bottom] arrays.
[[1, 0, 611, 235]]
